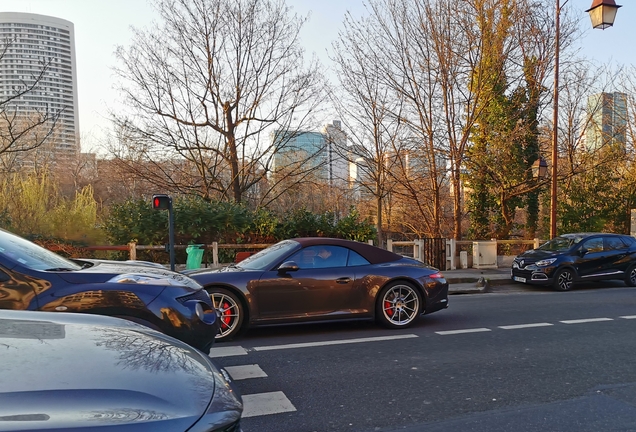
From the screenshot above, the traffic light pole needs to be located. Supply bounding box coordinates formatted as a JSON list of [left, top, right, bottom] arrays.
[[152, 194, 175, 271], [167, 199, 175, 271]]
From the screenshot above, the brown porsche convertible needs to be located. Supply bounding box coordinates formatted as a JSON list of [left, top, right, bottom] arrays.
[[185, 237, 449, 341]]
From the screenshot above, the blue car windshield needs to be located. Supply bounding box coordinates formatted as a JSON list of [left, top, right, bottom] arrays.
[[0, 229, 82, 271], [238, 240, 300, 271], [538, 236, 584, 252]]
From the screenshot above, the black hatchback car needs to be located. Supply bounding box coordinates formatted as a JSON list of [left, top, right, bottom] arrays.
[[0, 228, 219, 351], [511, 233, 636, 291]]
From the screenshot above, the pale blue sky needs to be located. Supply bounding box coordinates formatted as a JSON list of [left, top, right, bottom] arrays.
[[0, 0, 633, 151]]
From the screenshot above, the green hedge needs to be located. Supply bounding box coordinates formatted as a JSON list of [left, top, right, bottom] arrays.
[[103, 197, 376, 262]]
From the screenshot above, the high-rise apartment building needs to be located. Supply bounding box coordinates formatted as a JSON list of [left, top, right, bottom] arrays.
[[0, 12, 79, 156], [585, 92, 627, 152]]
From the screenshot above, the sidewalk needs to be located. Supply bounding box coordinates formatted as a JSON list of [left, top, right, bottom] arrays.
[[443, 267, 512, 294]]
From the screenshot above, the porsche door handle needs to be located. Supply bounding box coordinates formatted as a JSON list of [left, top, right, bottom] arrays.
[[336, 277, 352, 284]]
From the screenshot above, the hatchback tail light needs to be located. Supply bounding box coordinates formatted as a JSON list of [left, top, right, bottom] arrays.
[[429, 272, 443, 279]]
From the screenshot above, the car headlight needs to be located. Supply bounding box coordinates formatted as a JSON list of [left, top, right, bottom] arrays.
[[194, 301, 205, 319], [535, 258, 557, 266], [107, 273, 189, 287]]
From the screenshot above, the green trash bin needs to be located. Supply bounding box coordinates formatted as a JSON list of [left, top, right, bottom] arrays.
[[185, 244, 204, 269]]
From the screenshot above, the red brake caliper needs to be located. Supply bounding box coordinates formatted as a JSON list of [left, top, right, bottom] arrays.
[[221, 301, 232, 328], [384, 300, 394, 317]]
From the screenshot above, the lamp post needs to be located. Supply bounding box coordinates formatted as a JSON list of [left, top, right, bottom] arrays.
[[550, 0, 621, 239]]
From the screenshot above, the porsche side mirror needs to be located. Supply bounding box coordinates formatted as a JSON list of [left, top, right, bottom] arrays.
[[278, 261, 299, 273], [579, 248, 588, 256]]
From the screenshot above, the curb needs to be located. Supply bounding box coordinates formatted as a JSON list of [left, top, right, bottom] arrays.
[[447, 275, 512, 295], [446, 277, 511, 285]]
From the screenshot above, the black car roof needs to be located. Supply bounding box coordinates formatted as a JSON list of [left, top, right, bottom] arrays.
[[292, 237, 403, 264]]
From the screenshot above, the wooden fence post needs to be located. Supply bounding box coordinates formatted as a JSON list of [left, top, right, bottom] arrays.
[[212, 242, 219, 268], [128, 242, 137, 261]]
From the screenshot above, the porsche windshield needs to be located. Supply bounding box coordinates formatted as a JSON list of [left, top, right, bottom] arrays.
[[237, 240, 300, 270], [537, 236, 585, 252]]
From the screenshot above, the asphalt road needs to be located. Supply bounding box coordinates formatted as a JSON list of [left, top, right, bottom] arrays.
[[209, 282, 636, 432]]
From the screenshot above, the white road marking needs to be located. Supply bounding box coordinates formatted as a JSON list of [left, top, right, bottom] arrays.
[[620, 315, 636, 320], [242, 391, 297, 418], [435, 328, 491, 335], [560, 318, 613, 324], [252, 334, 418, 351], [224, 364, 267, 380], [208, 346, 248, 358], [499, 323, 554, 330]]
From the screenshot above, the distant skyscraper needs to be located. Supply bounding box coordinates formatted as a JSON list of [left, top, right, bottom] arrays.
[[0, 12, 79, 156], [272, 120, 348, 185], [585, 92, 627, 152]]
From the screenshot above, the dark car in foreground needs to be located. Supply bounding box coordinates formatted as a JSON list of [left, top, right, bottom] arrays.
[[186, 237, 449, 341], [0, 228, 219, 351], [0, 309, 242, 431], [511, 232, 636, 291]]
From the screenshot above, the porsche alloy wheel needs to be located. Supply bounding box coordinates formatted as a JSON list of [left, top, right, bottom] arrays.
[[209, 288, 244, 341], [377, 281, 421, 328]]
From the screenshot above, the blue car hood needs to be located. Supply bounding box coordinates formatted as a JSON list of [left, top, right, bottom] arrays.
[[57, 261, 202, 289], [0, 310, 241, 431]]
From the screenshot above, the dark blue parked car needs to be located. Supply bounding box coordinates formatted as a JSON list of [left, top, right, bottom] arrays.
[[0, 228, 219, 351]]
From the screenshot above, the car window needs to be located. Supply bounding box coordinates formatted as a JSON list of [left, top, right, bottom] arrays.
[[538, 236, 584, 251], [605, 236, 628, 250], [582, 238, 603, 253], [288, 246, 349, 269], [623, 236, 636, 246], [347, 250, 370, 267]]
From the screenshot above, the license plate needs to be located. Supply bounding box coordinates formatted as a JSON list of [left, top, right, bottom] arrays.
[[513, 276, 526, 283]]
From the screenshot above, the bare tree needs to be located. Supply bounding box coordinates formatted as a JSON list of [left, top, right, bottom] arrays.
[[331, 7, 408, 246], [112, 0, 327, 204], [0, 37, 60, 172]]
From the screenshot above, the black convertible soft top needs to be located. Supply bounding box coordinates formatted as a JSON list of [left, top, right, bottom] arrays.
[[292, 237, 403, 265]]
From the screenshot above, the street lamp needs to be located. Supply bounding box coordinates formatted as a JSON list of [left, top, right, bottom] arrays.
[[532, 157, 548, 180], [586, 0, 622, 30], [550, 0, 621, 239]]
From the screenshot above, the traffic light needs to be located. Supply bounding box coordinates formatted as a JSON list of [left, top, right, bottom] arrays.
[[152, 194, 171, 210]]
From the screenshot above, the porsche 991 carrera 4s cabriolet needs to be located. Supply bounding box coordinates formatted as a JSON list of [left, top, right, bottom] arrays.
[[186, 237, 449, 341]]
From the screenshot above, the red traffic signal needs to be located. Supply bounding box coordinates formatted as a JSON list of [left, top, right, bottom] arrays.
[[152, 194, 171, 210]]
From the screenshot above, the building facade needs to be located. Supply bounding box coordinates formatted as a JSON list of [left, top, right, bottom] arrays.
[[585, 92, 627, 152], [0, 12, 79, 156], [271, 120, 348, 185]]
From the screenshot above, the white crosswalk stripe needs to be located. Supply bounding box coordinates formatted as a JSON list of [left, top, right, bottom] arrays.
[[242, 391, 297, 418], [224, 364, 267, 380], [209, 345, 248, 358], [212, 356, 295, 419]]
